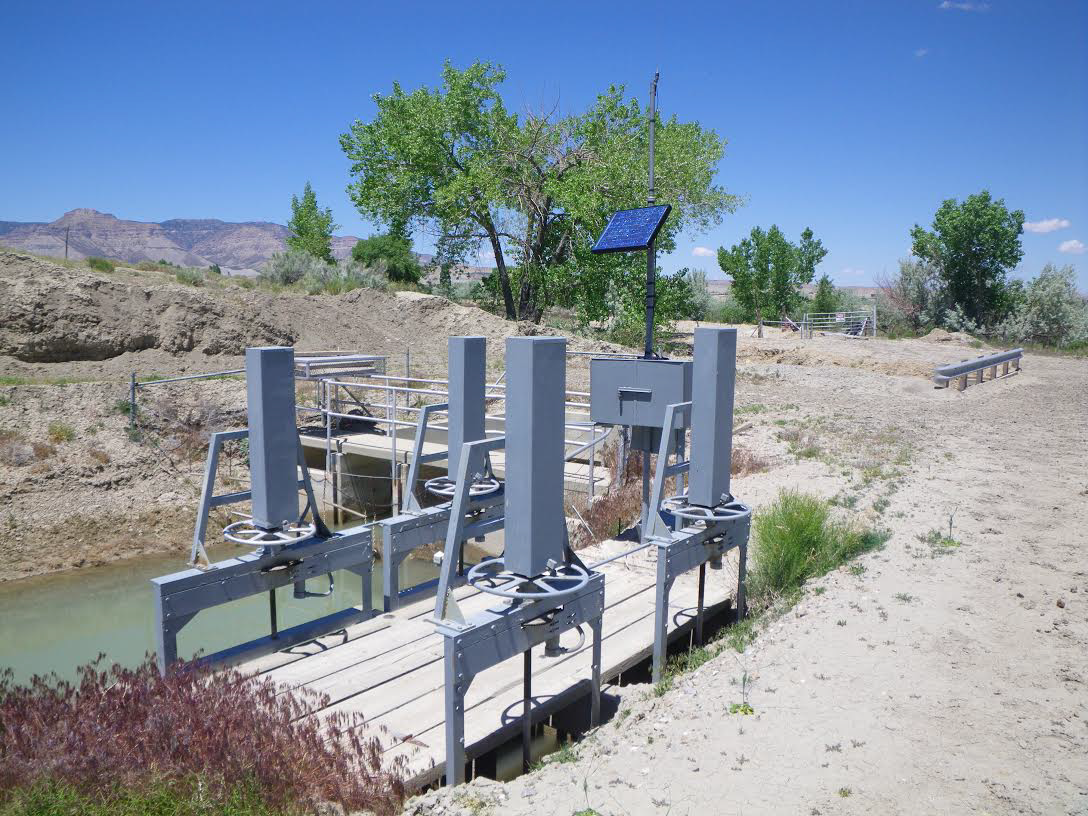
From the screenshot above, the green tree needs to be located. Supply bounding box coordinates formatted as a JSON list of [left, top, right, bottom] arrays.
[[351, 231, 421, 283], [811, 273, 838, 314], [340, 61, 738, 324], [910, 190, 1024, 326], [718, 226, 825, 332], [287, 181, 338, 263]]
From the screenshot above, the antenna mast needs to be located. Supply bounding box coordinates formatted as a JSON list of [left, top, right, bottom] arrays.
[[644, 71, 659, 358]]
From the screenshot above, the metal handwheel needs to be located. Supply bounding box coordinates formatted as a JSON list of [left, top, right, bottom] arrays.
[[466, 557, 592, 601], [424, 474, 502, 499], [660, 494, 752, 524], [223, 519, 317, 547]]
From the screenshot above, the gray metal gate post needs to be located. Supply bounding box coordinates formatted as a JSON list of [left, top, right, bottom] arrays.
[[643, 329, 753, 684], [378, 337, 504, 612], [151, 346, 375, 673], [436, 336, 604, 786]]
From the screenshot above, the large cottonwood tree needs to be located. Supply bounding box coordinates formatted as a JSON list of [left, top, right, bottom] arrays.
[[340, 61, 739, 324]]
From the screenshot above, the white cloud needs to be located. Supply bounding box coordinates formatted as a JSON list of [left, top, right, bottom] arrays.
[[840, 267, 866, 279], [1059, 239, 1086, 255], [938, 1, 990, 11], [1024, 218, 1071, 234], [914, 48, 929, 58], [692, 246, 715, 258]]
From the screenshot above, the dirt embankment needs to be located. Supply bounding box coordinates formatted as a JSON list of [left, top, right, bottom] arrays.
[[0, 250, 617, 580]]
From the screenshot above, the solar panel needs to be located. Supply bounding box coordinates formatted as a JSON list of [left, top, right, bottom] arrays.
[[591, 205, 672, 254]]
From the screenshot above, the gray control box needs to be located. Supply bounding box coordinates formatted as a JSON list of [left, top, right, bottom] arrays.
[[590, 357, 692, 429]]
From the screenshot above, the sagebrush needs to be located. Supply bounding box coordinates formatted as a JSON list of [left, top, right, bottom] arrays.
[[0, 657, 406, 814]]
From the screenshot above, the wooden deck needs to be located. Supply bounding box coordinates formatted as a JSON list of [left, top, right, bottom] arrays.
[[234, 539, 738, 787]]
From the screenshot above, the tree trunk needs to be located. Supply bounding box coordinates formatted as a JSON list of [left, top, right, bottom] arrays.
[[486, 228, 516, 320]]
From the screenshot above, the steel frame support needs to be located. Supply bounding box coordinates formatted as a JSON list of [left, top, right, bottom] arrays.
[[650, 517, 750, 684], [434, 436, 508, 624], [437, 575, 605, 785], [642, 401, 693, 544], [152, 522, 373, 673], [378, 494, 504, 612]]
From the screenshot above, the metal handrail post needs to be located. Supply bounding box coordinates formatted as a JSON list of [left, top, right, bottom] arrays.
[[129, 372, 137, 429]]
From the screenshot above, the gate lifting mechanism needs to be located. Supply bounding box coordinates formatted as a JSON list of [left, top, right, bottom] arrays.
[[641, 328, 752, 684], [151, 346, 376, 674], [377, 336, 506, 612], [434, 337, 604, 786]]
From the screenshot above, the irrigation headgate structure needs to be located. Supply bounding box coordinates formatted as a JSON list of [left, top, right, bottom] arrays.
[[151, 327, 751, 786]]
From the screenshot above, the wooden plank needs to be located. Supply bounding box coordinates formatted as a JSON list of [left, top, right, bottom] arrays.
[[367, 569, 727, 761], [312, 572, 661, 726], [385, 592, 731, 784], [230, 537, 737, 789]]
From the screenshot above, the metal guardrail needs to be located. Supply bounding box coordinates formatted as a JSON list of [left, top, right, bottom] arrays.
[[933, 348, 1023, 390]]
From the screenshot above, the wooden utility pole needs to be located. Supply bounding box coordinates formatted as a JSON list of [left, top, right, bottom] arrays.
[[64, 226, 70, 260]]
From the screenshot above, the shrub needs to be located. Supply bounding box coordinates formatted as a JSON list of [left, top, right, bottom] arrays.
[[47, 422, 75, 444], [731, 446, 769, 476], [0, 657, 406, 814], [174, 268, 204, 287], [998, 264, 1088, 348], [0, 430, 32, 467], [682, 268, 712, 320], [86, 257, 115, 273], [875, 259, 946, 335], [712, 295, 752, 324], [747, 490, 885, 611], [351, 232, 421, 283], [300, 261, 388, 295], [258, 249, 330, 286]]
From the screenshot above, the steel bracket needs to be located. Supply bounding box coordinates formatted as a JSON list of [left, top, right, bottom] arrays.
[[437, 572, 605, 785], [152, 523, 374, 674]]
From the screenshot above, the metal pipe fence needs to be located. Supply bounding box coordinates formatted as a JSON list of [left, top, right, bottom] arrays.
[[800, 307, 877, 339], [128, 347, 614, 521]]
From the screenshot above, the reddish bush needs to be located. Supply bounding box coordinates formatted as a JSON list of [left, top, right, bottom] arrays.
[[0, 656, 406, 814]]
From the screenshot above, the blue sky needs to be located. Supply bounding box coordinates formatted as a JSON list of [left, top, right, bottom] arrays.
[[2, 1, 1085, 287]]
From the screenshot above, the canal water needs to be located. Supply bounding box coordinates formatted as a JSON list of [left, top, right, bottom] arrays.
[[0, 537, 458, 685]]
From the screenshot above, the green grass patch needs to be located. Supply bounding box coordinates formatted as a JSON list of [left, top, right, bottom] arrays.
[[0, 376, 90, 386], [174, 268, 204, 287], [46, 422, 75, 444], [0, 777, 285, 816], [85, 257, 116, 273], [915, 528, 962, 557], [747, 490, 887, 612]]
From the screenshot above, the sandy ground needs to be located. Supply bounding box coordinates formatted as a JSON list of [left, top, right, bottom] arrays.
[[405, 327, 1088, 816]]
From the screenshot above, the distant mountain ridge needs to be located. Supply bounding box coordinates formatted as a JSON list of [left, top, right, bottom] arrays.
[[0, 209, 361, 275]]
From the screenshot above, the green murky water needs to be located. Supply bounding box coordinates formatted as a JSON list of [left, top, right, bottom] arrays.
[[0, 537, 446, 685]]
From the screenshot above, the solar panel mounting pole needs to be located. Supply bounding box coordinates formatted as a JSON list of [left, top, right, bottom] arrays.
[[644, 71, 659, 359], [641, 71, 659, 530]]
